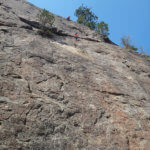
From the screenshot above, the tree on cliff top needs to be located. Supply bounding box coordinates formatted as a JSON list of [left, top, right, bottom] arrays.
[[75, 4, 98, 30], [75, 5, 110, 37], [97, 21, 109, 36]]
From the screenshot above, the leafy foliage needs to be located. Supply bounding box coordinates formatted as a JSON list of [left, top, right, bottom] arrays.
[[75, 5, 110, 37], [37, 9, 55, 36], [121, 36, 138, 51], [97, 21, 109, 36], [75, 5, 98, 30]]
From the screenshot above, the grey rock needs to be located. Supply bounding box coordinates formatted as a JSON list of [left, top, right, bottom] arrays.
[[0, 0, 150, 149]]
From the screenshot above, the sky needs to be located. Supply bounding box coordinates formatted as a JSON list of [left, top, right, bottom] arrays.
[[28, 0, 150, 55]]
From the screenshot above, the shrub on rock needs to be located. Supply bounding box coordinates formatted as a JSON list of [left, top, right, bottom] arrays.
[[96, 21, 109, 36], [37, 9, 55, 36], [121, 36, 138, 51]]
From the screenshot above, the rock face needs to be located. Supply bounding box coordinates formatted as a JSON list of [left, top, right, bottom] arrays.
[[0, 0, 150, 149]]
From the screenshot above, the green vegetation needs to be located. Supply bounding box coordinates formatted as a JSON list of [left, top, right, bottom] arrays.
[[74, 5, 150, 57], [121, 36, 138, 51], [121, 37, 150, 60], [36, 7, 149, 59], [75, 5, 98, 30], [147, 56, 150, 61], [139, 47, 150, 61], [75, 5, 109, 37], [37, 9, 55, 36], [97, 21, 109, 36]]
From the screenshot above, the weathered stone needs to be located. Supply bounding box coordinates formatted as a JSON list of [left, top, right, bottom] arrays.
[[0, 0, 150, 149]]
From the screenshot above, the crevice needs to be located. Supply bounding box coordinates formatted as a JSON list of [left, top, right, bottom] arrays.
[[20, 25, 33, 30], [27, 82, 32, 93], [25, 106, 33, 117], [19, 17, 40, 29], [3, 113, 14, 121], [101, 90, 126, 96], [37, 74, 61, 84], [36, 79, 48, 84], [65, 108, 81, 119], [0, 99, 8, 104], [3, 73, 22, 79], [70, 26, 83, 33], [1, 4, 11, 10], [0, 20, 17, 27], [95, 49, 109, 55], [0, 28, 9, 33], [23, 118, 27, 125], [95, 89, 127, 97], [81, 37, 100, 42], [28, 53, 55, 64], [130, 68, 140, 74], [103, 37, 118, 45], [53, 30, 101, 43], [59, 82, 64, 90]]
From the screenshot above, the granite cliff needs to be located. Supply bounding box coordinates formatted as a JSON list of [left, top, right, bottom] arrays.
[[0, 0, 150, 149]]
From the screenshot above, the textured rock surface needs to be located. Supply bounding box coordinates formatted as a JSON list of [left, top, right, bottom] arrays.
[[0, 0, 150, 149]]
